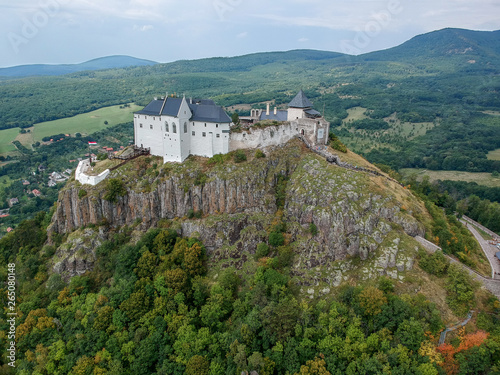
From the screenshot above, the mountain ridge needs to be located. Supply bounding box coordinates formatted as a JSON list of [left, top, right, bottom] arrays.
[[0, 55, 158, 78]]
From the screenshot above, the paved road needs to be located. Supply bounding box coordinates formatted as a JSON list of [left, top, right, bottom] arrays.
[[461, 220, 500, 279]]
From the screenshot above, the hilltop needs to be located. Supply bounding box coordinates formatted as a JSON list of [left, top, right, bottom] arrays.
[[0, 55, 157, 78]]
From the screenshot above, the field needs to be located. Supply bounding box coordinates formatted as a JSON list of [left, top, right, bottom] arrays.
[[32, 103, 141, 142], [0, 128, 22, 155], [487, 149, 500, 161], [339, 108, 435, 153], [400, 168, 500, 187]]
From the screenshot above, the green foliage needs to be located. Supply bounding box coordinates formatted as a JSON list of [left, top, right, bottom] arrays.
[[445, 263, 479, 316], [103, 178, 127, 203], [349, 118, 390, 130], [309, 223, 318, 236], [418, 249, 449, 276], [328, 132, 347, 153], [255, 242, 270, 259], [78, 189, 87, 199], [269, 232, 284, 248], [233, 150, 247, 163], [254, 149, 266, 158], [275, 173, 289, 209]]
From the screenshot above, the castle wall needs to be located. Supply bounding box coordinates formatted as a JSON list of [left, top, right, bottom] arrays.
[[229, 122, 298, 151], [75, 160, 110, 186], [190, 121, 230, 158]]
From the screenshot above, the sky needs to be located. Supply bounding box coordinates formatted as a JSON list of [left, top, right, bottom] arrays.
[[1, 0, 499, 68]]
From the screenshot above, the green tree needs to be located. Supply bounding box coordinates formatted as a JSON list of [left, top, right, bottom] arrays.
[[103, 178, 127, 203]]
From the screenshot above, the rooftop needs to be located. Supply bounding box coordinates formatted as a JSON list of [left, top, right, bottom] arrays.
[[288, 90, 313, 109], [136, 97, 231, 124]]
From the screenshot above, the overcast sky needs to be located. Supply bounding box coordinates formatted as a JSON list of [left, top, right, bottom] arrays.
[[1, 0, 499, 68]]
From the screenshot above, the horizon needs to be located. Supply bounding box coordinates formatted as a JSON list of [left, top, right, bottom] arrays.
[[1, 26, 499, 70], [2, 0, 500, 68]]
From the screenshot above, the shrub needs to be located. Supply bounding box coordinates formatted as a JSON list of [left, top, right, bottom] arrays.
[[255, 149, 265, 158], [234, 150, 247, 163], [78, 189, 87, 199], [309, 223, 318, 236], [418, 249, 449, 277], [187, 209, 195, 219], [329, 132, 348, 153], [103, 178, 127, 203], [269, 232, 284, 247], [255, 242, 270, 259]]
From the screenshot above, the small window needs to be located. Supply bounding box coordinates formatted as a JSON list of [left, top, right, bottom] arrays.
[[202, 132, 206, 137], [150, 124, 153, 130], [204, 123, 207, 127], [139, 123, 143, 128], [153, 117, 155, 121], [216, 134, 220, 138], [192, 131, 195, 136], [173, 124, 177, 133], [216, 124, 219, 128], [184, 122, 188, 133], [165, 121, 169, 132]]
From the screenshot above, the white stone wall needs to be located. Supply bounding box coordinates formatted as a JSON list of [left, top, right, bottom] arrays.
[[229, 122, 298, 151], [134, 105, 230, 163], [190, 121, 230, 157], [75, 160, 110, 186]]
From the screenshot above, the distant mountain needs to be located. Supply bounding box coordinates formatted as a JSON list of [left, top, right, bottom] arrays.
[[0, 55, 158, 78], [360, 28, 500, 63]]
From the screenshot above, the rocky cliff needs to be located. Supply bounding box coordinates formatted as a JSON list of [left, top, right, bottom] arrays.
[[49, 140, 428, 283]]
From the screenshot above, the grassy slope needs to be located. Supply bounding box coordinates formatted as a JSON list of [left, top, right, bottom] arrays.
[[400, 168, 500, 187], [0, 128, 21, 155], [32, 103, 140, 142]]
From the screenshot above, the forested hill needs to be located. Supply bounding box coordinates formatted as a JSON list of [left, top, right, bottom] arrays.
[[360, 28, 500, 65], [0, 55, 158, 78]]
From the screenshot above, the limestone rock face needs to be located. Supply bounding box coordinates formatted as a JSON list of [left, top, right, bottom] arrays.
[[49, 143, 426, 279], [52, 228, 106, 281]]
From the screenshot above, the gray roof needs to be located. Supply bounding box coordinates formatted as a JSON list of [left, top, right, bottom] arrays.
[[259, 110, 288, 122], [136, 97, 231, 123], [304, 108, 322, 117], [288, 90, 313, 108]]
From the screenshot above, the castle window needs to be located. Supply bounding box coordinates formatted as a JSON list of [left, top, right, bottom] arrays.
[[216, 124, 219, 128], [192, 131, 195, 136], [165, 121, 169, 132], [173, 124, 177, 133], [153, 117, 155, 121], [184, 122, 188, 133], [202, 132, 206, 137], [150, 125, 153, 130], [204, 123, 207, 127], [216, 134, 220, 138], [140, 124, 143, 128]]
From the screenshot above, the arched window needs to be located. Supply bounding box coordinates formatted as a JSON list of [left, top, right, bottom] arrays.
[[173, 123, 177, 134], [184, 122, 188, 133], [165, 121, 169, 132]]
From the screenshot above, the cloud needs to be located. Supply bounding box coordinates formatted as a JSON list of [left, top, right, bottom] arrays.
[[133, 24, 154, 32], [237, 31, 248, 38], [298, 37, 309, 42]]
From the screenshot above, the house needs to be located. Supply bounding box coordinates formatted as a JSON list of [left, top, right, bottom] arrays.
[[8, 198, 19, 207], [7, 227, 13, 233], [134, 90, 328, 164], [32, 189, 42, 197], [134, 96, 232, 163], [22, 179, 30, 185], [48, 180, 57, 187]]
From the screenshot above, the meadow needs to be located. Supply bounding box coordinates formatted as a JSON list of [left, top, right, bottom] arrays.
[[0, 128, 21, 155], [400, 168, 500, 187], [32, 103, 140, 142]]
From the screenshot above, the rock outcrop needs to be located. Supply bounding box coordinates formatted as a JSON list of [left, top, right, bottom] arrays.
[[49, 141, 427, 281]]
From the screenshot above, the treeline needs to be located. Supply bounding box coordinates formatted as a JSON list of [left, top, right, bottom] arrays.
[[365, 114, 500, 173], [404, 175, 500, 234]]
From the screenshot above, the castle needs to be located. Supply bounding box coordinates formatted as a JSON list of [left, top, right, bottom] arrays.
[[134, 90, 329, 163]]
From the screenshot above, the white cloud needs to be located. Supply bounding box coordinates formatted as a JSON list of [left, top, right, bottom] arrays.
[[298, 37, 309, 42], [237, 31, 248, 38], [133, 24, 153, 32]]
